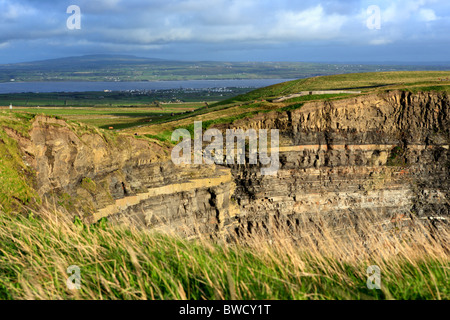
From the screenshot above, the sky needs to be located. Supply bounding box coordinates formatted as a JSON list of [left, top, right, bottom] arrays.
[[0, 0, 449, 64]]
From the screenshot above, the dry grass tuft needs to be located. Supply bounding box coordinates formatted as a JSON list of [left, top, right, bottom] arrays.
[[0, 206, 448, 300]]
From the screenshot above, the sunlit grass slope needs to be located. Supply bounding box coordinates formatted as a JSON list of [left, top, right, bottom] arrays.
[[217, 71, 450, 104]]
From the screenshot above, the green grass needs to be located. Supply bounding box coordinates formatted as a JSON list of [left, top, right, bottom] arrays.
[[281, 93, 353, 103], [403, 85, 450, 94], [144, 132, 174, 144], [215, 71, 450, 105], [1, 71, 449, 300], [181, 108, 273, 137], [278, 103, 305, 113], [5, 71, 450, 135], [0, 112, 40, 213], [0, 209, 447, 300], [2, 105, 205, 132], [0, 90, 237, 106]]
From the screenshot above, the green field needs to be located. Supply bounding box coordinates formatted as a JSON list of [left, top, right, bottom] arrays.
[[3, 71, 450, 139], [1, 105, 208, 131], [2, 54, 445, 82], [123, 71, 450, 142], [0, 88, 256, 130], [0, 88, 251, 106]]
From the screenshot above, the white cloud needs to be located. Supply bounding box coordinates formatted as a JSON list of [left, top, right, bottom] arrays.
[[74, 0, 123, 14], [382, 0, 441, 23], [369, 38, 393, 45], [270, 5, 348, 40], [1, 0, 450, 62], [0, 0, 37, 20], [419, 8, 438, 21]]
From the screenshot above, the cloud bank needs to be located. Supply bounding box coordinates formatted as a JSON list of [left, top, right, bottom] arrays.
[[0, 0, 449, 63]]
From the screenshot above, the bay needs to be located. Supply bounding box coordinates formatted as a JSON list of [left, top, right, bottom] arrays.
[[0, 79, 293, 94]]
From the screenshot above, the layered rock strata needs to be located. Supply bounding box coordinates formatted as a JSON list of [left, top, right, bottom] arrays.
[[6, 91, 449, 238]]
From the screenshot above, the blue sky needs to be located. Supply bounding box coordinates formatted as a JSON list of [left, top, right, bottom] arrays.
[[0, 0, 449, 63]]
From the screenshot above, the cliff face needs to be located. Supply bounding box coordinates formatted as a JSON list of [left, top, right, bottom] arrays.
[[10, 115, 238, 238], [6, 91, 449, 238], [227, 91, 449, 235]]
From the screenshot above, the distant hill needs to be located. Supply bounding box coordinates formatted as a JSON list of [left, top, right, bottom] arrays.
[[1, 54, 449, 83], [6, 54, 166, 67]]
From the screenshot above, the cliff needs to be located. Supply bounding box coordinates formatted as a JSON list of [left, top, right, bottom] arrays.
[[5, 115, 237, 238], [226, 91, 449, 236], [2, 90, 449, 238]]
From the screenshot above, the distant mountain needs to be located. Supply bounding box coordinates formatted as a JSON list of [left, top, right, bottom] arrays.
[[1, 54, 448, 83], [0, 54, 194, 82], [1, 54, 169, 69]]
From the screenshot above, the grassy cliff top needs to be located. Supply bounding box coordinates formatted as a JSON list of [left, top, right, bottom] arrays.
[[3, 71, 450, 145], [217, 70, 450, 103], [126, 71, 450, 140]]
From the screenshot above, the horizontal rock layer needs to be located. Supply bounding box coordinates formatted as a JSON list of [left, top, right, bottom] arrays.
[[6, 90, 449, 238], [226, 91, 449, 235]]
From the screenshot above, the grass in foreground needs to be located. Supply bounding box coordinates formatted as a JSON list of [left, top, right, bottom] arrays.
[[0, 207, 448, 300]]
